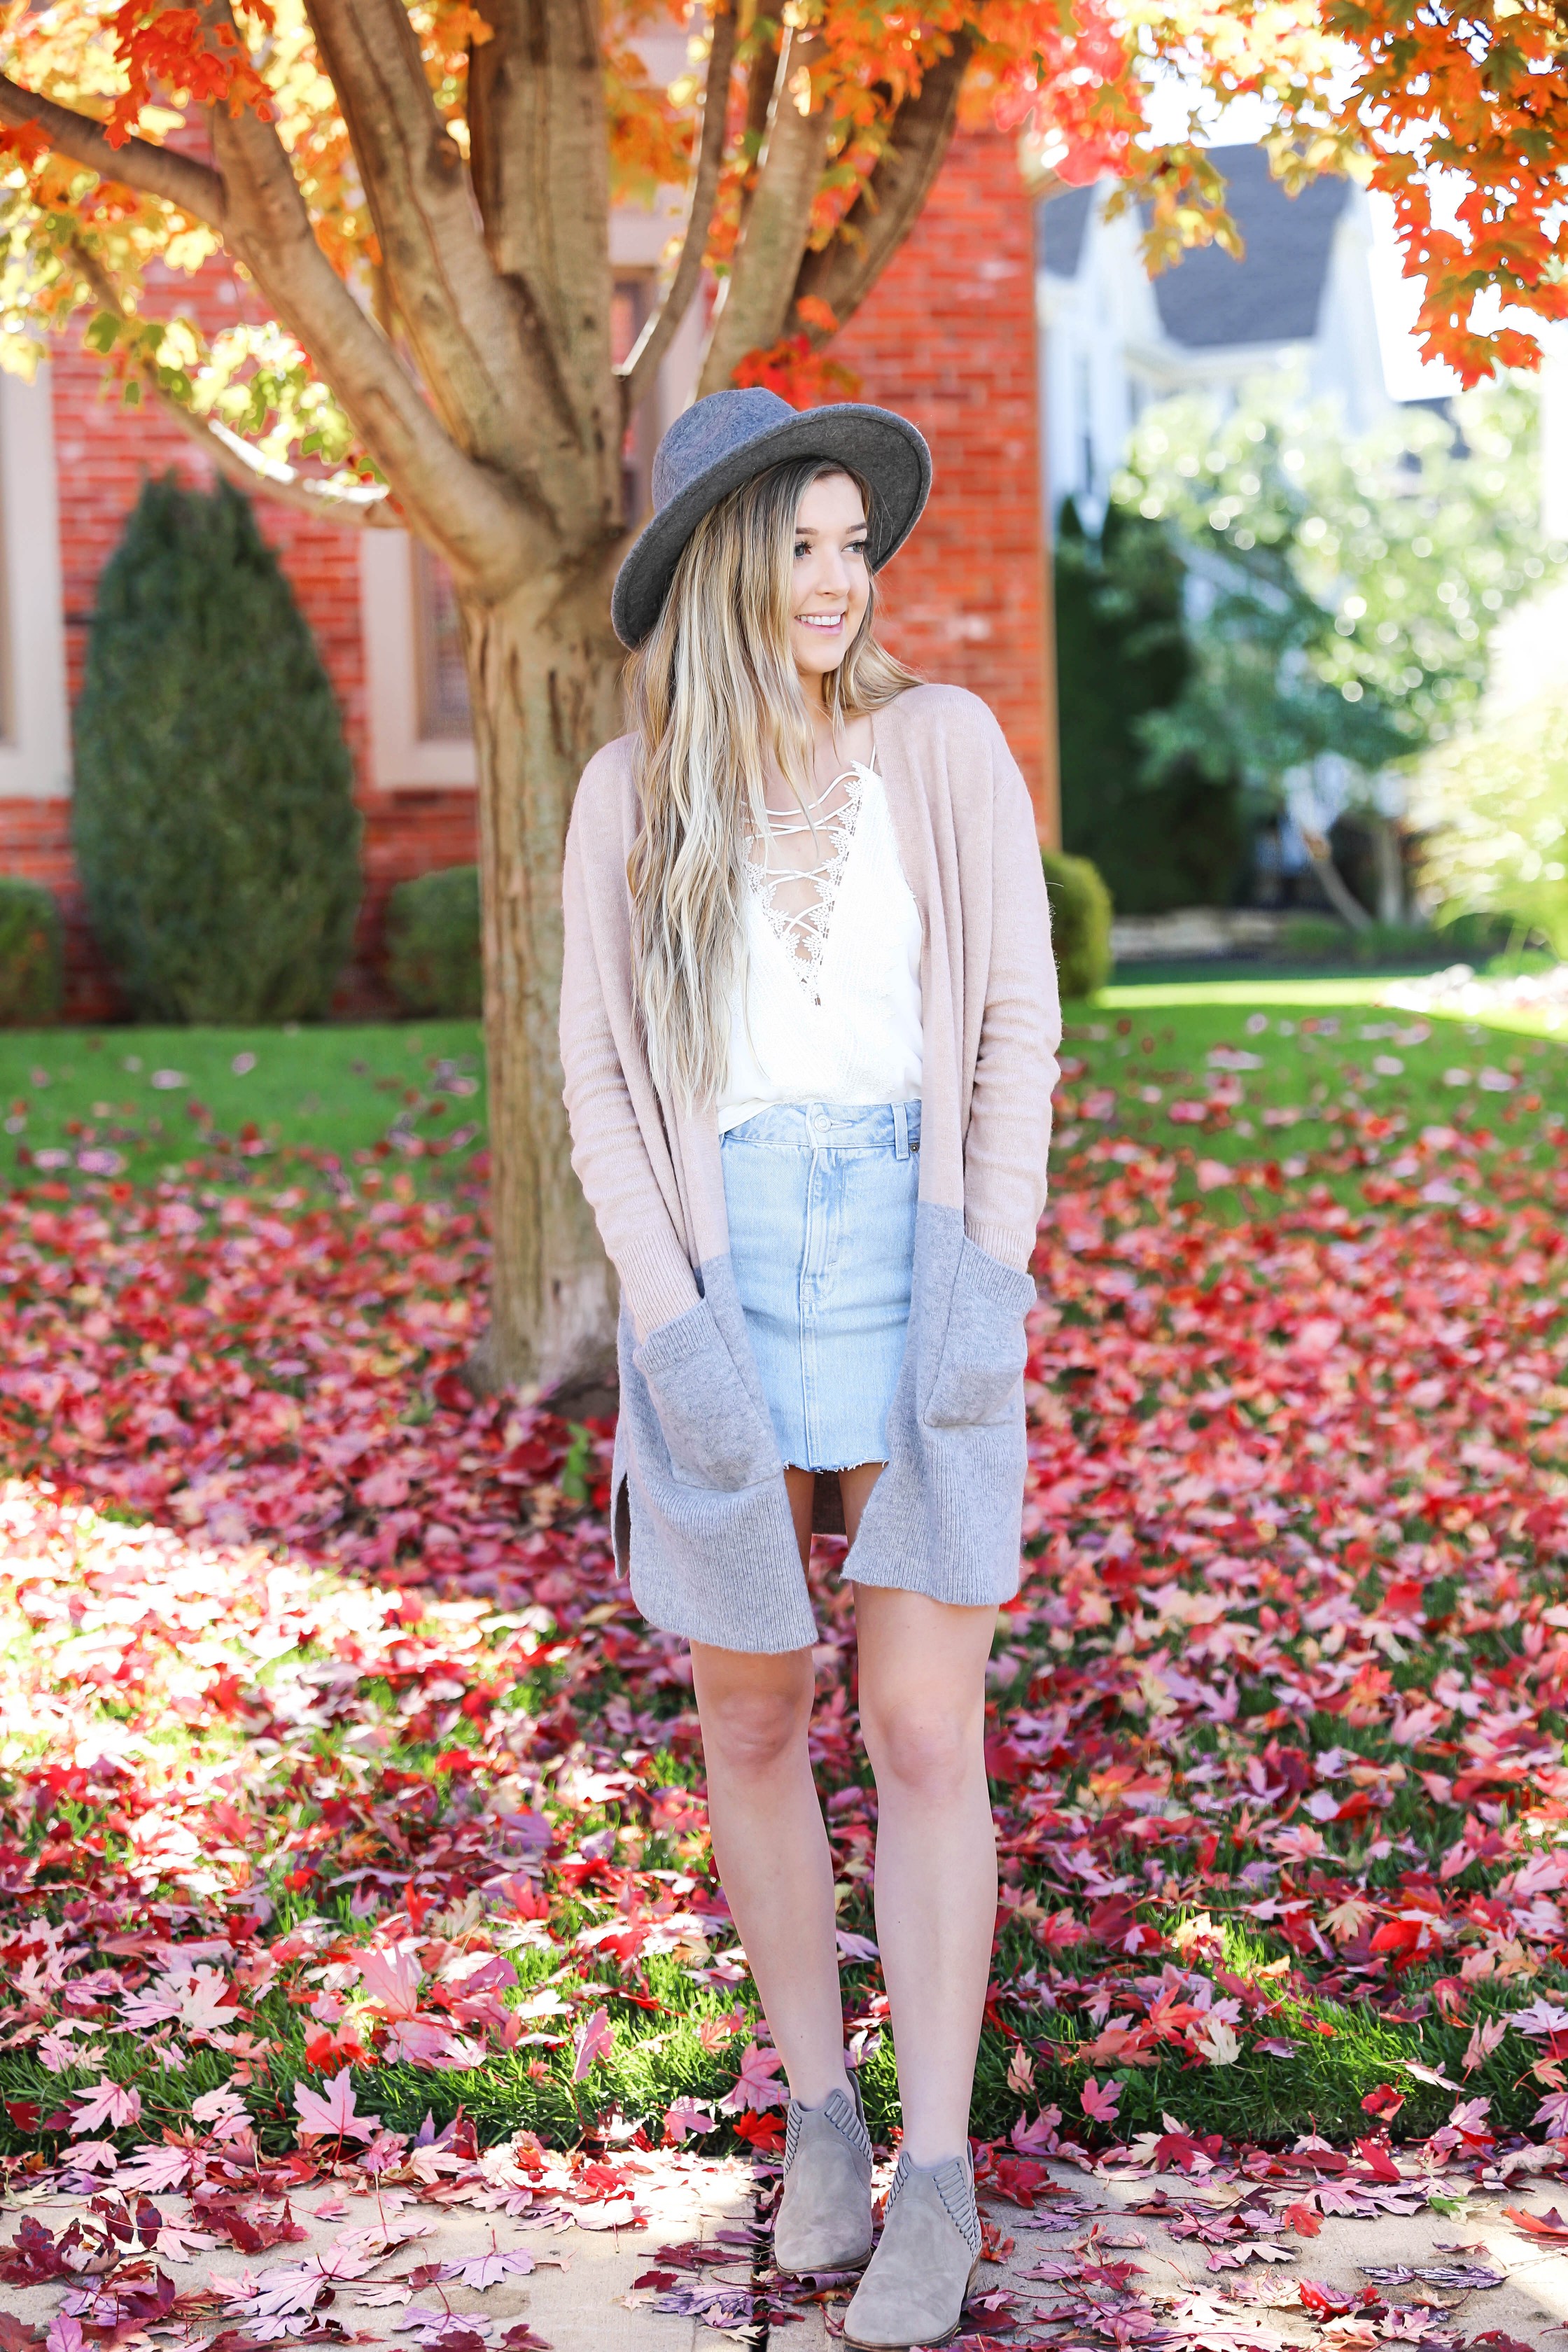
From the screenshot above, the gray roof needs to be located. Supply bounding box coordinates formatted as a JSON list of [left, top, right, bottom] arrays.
[[1038, 183, 1093, 279], [1040, 144, 1352, 347]]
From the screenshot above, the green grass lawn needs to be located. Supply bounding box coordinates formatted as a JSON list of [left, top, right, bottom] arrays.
[[1063, 971, 1568, 1176], [3, 967, 1566, 1201], [0, 1018, 486, 1191], [6, 971, 1568, 2162]]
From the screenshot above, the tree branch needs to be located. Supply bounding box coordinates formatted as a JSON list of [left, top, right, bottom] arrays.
[[466, 0, 621, 527], [698, 21, 827, 393], [202, 80, 529, 586], [65, 234, 396, 528], [301, 0, 554, 486], [0, 73, 225, 225], [734, 15, 783, 244], [167, 401, 400, 526], [618, 1, 738, 419], [788, 31, 975, 343]]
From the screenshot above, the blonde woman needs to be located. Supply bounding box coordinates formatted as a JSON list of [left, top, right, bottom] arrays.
[[560, 387, 1059, 2350]]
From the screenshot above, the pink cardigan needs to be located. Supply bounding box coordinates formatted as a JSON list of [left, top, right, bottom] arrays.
[[560, 682, 1060, 1652]]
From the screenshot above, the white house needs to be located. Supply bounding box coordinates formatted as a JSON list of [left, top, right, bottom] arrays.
[[1037, 144, 1397, 524]]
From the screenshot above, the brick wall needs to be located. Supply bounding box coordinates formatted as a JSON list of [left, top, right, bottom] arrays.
[[4, 125, 1047, 1018], [7, 281, 477, 1019], [832, 125, 1051, 832]]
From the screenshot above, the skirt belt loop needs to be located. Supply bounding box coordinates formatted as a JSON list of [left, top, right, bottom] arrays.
[[892, 1100, 910, 1161]]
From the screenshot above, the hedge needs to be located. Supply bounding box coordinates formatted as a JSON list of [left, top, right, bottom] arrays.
[[73, 475, 362, 1023], [386, 866, 483, 1018], [1043, 848, 1112, 1001], [0, 877, 64, 1025]]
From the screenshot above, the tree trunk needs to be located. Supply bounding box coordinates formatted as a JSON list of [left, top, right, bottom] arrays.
[[1299, 826, 1374, 933], [462, 567, 625, 1408], [1369, 811, 1404, 925]]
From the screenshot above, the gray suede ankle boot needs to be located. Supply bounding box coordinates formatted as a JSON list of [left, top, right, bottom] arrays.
[[843, 2144, 981, 2348], [771, 2076, 875, 2276]]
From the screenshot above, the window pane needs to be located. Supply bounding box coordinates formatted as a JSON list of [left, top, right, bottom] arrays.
[[413, 540, 471, 739]]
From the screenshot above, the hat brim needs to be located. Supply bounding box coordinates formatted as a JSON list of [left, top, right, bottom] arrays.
[[610, 402, 932, 650]]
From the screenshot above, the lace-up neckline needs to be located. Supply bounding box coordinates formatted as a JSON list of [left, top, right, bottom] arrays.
[[746, 763, 871, 1002]]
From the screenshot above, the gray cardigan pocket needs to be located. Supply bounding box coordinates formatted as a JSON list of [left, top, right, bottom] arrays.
[[635, 1299, 780, 1492], [923, 1238, 1035, 1429]]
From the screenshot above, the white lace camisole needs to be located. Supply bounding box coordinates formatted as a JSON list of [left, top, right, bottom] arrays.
[[716, 760, 924, 1135]]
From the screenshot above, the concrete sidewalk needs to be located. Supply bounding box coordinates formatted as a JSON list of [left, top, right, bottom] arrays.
[[7, 2152, 1568, 2348], [1, 2155, 757, 2348], [778, 2159, 1568, 2351]]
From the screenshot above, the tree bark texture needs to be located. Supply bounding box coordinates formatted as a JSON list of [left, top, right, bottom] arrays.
[[465, 571, 626, 1403]]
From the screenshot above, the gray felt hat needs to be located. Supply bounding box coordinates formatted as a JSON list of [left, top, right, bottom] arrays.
[[611, 387, 932, 650]]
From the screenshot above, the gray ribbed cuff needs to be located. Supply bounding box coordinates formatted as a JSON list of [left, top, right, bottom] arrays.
[[616, 1229, 702, 1341], [962, 1213, 1038, 1273]]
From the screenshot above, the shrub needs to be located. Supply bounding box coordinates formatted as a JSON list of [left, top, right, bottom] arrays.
[[386, 865, 483, 1017], [1280, 914, 1443, 967], [0, 877, 63, 1024], [1056, 500, 1244, 913], [1411, 685, 1568, 955], [1280, 913, 1352, 962], [1043, 848, 1112, 1001], [73, 475, 361, 1022]]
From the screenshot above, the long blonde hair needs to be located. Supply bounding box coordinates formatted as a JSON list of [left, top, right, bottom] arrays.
[[626, 457, 919, 1108]]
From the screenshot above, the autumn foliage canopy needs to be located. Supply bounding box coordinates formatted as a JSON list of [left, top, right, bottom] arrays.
[[0, 0, 1561, 496]]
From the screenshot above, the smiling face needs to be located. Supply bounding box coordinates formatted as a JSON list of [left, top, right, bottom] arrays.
[[788, 470, 871, 700]]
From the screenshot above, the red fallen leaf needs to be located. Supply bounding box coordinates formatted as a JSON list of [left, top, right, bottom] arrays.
[[195, 2197, 308, 2253], [984, 1735, 1031, 1785], [499, 2332, 554, 2352], [1369, 1919, 1427, 1958], [1360, 2084, 1405, 2118], [988, 2155, 1052, 2208], [1502, 2207, 1568, 2239], [1154, 2127, 1222, 2173], [730, 2111, 785, 2154], [633, 2269, 678, 2290], [0, 2320, 38, 2352], [1300, 2281, 1357, 2318], [1284, 2203, 1322, 2239], [4, 2100, 40, 2131], [1353, 2138, 1403, 2184], [430, 1367, 476, 1413], [0, 2218, 82, 2287], [967, 2290, 1019, 2319], [1086, 1896, 1140, 1945]]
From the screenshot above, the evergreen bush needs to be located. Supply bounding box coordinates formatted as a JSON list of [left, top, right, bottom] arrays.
[[1056, 500, 1244, 913], [73, 475, 361, 1022], [1043, 848, 1113, 1001], [0, 877, 64, 1024], [386, 865, 483, 1017], [1278, 913, 1349, 962], [1280, 913, 1450, 967]]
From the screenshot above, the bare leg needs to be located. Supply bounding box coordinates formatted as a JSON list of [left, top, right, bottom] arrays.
[[853, 1582, 997, 2164], [689, 1633, 850, 2110]]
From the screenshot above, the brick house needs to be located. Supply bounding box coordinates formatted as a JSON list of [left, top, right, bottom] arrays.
[[0, 127, 1050, 1020]]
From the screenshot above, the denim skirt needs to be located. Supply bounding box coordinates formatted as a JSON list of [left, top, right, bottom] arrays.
[[719, 1100, 920, 1474]]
